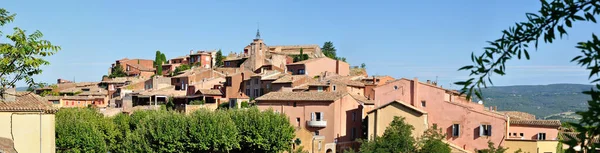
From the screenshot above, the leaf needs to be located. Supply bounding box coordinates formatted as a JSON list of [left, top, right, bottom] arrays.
[[566, 19, 572, 27], [557, 25, 567, 38], [493, 69, 505, 75], [585, 13, 596, 23], [524, 49, 530, 60], [458, 65, 475, 71]]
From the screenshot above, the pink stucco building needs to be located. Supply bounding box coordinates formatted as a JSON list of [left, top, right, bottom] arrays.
[[286, 57, 349, 77], [371, 78, 508, 151], [256, 91, 368, 153]]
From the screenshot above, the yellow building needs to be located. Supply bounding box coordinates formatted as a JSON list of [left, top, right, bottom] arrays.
[[504, 139, 560, 153], [367, 100, 429, 139], [0, 89, 57, 153]]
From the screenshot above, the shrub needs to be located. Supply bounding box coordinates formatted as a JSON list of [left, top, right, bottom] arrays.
[[189, 100, 205, 105]]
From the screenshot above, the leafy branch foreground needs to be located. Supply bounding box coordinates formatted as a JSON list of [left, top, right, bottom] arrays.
[[456, 0, 600, 152], [56, 108, 295, 153]]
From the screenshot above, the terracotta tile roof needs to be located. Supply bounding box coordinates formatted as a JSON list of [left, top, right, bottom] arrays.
[[0, 137, 16, 153], [256, 91, 346, 101], [46, 95, 105, 100], [139, 86, 186, 97], [0, 92, 57, 113], [261, 73, 287, 80], [272, 75, 309, 84], [510, 120, 561, 127], [172, 68, 212, 78], [500, 111, 536, 120], [198, 89, 222, 96], [127, 63, 155, 71], [367, 100, 427, 114], [350, 94, 373, 105]]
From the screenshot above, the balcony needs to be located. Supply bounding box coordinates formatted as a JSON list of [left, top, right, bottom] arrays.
[[307, 120, 327, 128]]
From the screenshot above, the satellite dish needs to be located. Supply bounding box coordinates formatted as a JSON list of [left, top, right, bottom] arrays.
[[478, 100, 483, 105]]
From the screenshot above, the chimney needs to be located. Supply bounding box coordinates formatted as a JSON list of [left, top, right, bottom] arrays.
[[426, 80, 431, 84], [411, 77, 419, 106], [335, 60, 340, 75], [190, 50, 193, 55], [1, 88, 16, 102]]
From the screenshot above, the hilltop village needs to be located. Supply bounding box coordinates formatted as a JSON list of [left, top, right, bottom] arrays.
[[12, 32, 564, 153]]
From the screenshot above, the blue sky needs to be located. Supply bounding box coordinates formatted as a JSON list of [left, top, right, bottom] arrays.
[[3, 0, 598, 88]]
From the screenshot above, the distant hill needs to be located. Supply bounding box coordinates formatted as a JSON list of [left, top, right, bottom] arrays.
[[476, 84, 591, 121], [15, 86, 29, 91]]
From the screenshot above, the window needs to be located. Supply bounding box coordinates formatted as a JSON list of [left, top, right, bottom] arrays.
[[296, 117, 301, 127], [246, 80, 250, 85], [311, 112, 324, 121], [333, 85, 337, 91], [538, 133, 547, 140], [421, 101, 426, 107], [77, 101, 81, 105], [254, 89, 259, 97], [315, 130, 320, 136], [246, 89, 250, 96], [452, 124, 460, 137], [293, 102, 297, 107], [394, 85, 398, 90], [480, 125, 492, 136], [352, 112, 356, 121], [225, 78, 232, 86], [520, 133, 524, 137], [512, 133, 517, 136], [317, 86, 323, 92], [51, 100, 60, 104], [298, 69, 305, 75], [225, 62, 230, 66], [126, 65, 130, 71], [254, 79, 259, 85], [82, 88, 90, 91]]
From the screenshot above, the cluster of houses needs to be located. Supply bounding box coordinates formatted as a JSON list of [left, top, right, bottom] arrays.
[[0, 31, 571, 153]]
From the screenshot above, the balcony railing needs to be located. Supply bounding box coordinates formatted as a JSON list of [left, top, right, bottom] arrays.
[[307, 120, 327, 128]]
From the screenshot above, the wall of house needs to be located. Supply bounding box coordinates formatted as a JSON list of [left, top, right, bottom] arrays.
[[224, 73, 247, 99], [257, 101, 336, 145], [336, 60, 350, 76], [286, 65, 306, 75], [333, 95, 363, 152], [60, 98, 106, 108], [508, 125, 559, 140], [118, 59, 154, 71], [0, 112, 55, 153], [504, 140, 559, 153], [373, 79, 507, 151], [140, 71, 154, 78], [367, 102, 428, 140]]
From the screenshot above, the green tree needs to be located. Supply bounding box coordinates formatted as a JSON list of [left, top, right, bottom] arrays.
[[216, 49, 225, 67], [165, 96, 175, 111], [173, 64, 190, 74], [230, 108, 295, 153], [188, 109, 240, 152], [359, 116, 416, 153], [154, 50, 166, 75], [455, 0, 600, 152], [418, 124, 451, 153], [109, 63, 127, 78], [361, 63, 366, 69], [322, 41, 337, 59], [56, 108, 118, 153], [0, 8, 60, 95], [475, 141, 508, 153]]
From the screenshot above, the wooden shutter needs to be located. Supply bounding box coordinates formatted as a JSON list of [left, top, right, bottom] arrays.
[[321, 112, 324, 121], [488, 125, 492, 136], [311, 112, 315, 121]]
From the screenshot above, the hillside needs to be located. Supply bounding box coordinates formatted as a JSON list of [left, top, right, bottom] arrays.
[[477, 84, 591, 121]]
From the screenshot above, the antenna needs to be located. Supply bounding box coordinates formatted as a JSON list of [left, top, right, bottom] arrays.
[[435, 76, 438, 84]]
